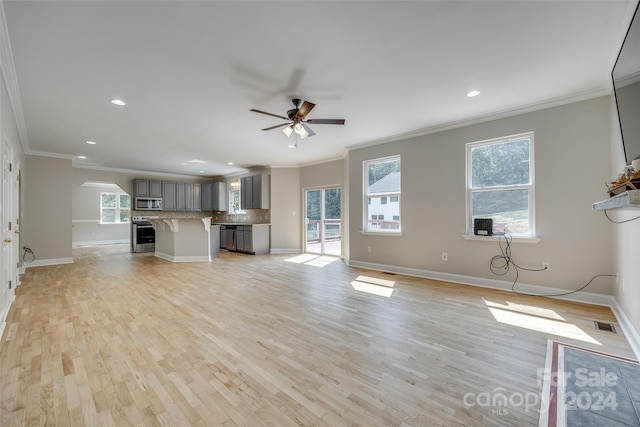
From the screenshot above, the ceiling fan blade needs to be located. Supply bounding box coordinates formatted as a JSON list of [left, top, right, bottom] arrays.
[[301, 124, 316, 137], [250, 109, 289, 121], [305, 118, 345, 125], [261, 122, 292, 131], [294, 101, 316, 119]]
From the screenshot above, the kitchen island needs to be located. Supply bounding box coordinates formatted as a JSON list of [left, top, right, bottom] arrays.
[[151, 217, 218, 262]]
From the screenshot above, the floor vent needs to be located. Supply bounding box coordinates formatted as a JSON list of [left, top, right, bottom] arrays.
[[594, 321, 617, 333]]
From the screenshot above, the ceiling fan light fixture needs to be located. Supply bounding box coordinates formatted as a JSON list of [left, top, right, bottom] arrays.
[[293, 123, 304, 135], [300, 129, 309, 139], [282, 126, 293, 137]]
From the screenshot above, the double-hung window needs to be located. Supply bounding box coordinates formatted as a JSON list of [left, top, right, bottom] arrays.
[[466, 132, 535, 236], [363, 155, 401, 232], [101, 193, 131, 224]]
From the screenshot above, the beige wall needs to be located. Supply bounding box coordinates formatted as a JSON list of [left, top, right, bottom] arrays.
[[24, 155, 73, 263], [610, 95, 640, 346], [270, 167, 301, 253], [348, 97, 614, 294]]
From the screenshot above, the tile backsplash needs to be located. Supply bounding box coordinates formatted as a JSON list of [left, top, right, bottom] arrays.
[[212, 209, 270, 224]]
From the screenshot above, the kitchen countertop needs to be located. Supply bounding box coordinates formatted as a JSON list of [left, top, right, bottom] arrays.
[[212, 223, 270, 226]]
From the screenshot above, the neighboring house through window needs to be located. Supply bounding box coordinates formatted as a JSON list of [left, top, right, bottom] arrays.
[[466, 132, 535, 236], [101, 193, 131, 223], [363, 155, 401, 232]]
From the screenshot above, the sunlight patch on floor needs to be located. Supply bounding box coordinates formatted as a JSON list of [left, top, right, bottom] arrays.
[[351, 275, 396, 298], [285, 254, 340, 268], [483, 298, 566, 321], [487, 307, 601, 345]]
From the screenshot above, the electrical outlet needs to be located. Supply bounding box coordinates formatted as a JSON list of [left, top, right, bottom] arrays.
[[368, 246, 372, 253], [442, 252, 448, 261], [542, 262, 550, 271]]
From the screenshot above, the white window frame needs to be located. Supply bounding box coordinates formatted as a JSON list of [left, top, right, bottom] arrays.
[[100, 192, 131, 224], [362, 155, 402, 234], [465, 132, 535, 237]]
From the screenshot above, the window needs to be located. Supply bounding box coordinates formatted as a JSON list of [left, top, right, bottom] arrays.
[[364, 155, 401, 232], [101, 193, 131, 223], [228, 189, 246, 214], [390, 196, 399, 202], [466, 132, 534, 236]]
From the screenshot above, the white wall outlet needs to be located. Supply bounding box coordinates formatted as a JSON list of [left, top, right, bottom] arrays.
[[442, 252, 448, 261], [368, 246, 372, 253], [543, 262, 550, 270]]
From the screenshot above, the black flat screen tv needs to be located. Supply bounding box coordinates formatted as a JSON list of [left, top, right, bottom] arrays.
[[612, 2, 640, 165]]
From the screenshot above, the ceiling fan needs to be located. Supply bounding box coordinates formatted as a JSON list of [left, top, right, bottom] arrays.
[[250, 98, 345, 139]]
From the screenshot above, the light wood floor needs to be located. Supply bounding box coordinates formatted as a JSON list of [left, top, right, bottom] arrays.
[[1, 245, 635, 426]]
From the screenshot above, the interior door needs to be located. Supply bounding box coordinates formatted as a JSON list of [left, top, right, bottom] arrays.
[[1, 138, 15, 323], [305, 187, 341, 256]]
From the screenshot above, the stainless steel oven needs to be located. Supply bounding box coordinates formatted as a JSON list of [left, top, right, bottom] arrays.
[[131, 216, 156, 253]]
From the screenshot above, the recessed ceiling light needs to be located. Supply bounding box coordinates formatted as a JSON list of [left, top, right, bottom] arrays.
[[86, 140, 97, 145], [228, 162, 234, 165], [75, 155, 87, 159], [466, 90, 481, 97], [199, 170, 205, 173], [110, 99, 126, 106]]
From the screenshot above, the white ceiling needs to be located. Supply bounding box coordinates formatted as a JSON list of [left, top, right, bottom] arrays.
[[3, 1, 637, 177]]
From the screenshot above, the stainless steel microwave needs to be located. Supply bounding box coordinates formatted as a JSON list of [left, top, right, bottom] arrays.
[[135, 197, 163, 211]]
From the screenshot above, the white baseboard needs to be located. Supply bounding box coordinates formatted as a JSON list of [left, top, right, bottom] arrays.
[[154, 252, 211, 263], [72, 239, 128, 248], [610, 300, 640, 361], [348, 259, 640, 360], [348, 259, 615, 306], [26, 257, 74, 268]]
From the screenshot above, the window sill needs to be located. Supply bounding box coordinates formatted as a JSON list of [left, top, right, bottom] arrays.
[[99, 222, 130, 225], [461, 234, 540, 244], [359, 230, 404, 236]]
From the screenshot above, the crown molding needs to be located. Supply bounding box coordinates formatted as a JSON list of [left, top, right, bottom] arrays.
[[0, 1, 29, 153], [72, 163, 211, 180], [26, 150, 75, 160]]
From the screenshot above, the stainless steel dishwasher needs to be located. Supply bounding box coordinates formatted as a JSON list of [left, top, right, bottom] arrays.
[[225, 225, 237, 251]]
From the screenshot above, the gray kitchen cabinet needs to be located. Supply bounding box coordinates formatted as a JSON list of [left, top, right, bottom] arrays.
[[243, 225, 253, 254], [241, 176, 252, 209], [176, 182, 186, 211], [240, 173, 269, 209], [219, 225, 227, 250], [212, 182, 227, 211], [185, 183, 194, 211], [149, 180, 162, 198], [202, 182, 226, 212], [236, 226, 245, 252], [162, 181, 176, 211], [193, 183, 201, 211], [201, 183, 213, 211], [134, 179, 162, 198], [135, 179, 149, 197]]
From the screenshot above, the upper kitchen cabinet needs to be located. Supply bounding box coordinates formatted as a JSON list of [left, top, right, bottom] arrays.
[[176, 182, 186, 211], [134, 179, 162, 198], [212, 182, 227, 211], [241, 173, 269, 209], [201, 182, 228, 212], [193, 183, 202, 211], [162, 181, 177, 211], [201, 183, 213, 211]]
